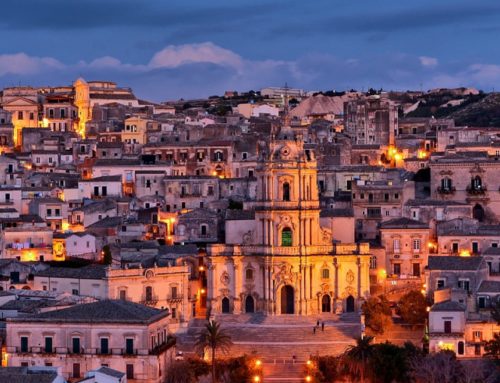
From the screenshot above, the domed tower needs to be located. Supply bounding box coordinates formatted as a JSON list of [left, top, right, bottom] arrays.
[[254, 125, 321, 249]]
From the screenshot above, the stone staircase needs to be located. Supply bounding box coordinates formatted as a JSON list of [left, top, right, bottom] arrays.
[[262, 361, 305, 382], [176, 312, 361, 363]]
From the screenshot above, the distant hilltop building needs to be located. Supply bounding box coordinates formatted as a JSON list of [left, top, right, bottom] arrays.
[[261, 86, 306, 100]]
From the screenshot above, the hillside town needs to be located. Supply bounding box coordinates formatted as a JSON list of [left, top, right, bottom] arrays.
[[0, 80, 499, 382]]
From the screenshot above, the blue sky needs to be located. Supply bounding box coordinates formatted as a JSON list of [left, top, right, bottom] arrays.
[[1, 0, 500, 100]]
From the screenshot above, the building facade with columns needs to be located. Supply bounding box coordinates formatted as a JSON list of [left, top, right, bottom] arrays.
[[206, 126, 371, 316]]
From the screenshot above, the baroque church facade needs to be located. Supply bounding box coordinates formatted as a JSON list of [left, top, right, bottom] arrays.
[[206, 125, 371, 315]]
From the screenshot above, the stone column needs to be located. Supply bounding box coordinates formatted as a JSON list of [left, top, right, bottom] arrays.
[[357, 257, 361, 299], [263, 264, 269, 314], [234, 261, 241, 314]]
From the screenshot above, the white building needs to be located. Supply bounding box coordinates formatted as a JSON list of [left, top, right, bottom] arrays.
[[6, 300, 173, 382]]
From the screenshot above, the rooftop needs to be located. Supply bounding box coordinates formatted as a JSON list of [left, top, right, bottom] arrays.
[[427, 256, 484, 271], [10, 299, 167, 324]]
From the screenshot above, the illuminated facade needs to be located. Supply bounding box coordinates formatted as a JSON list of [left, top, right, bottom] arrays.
[[206, 126, 371, 315]]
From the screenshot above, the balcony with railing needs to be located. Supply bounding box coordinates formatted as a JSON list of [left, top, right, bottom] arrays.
[[466, 185, 487, 195], [167, 294, 183, 304], [437, 186, 456, 195], [6, 346, 149, 356], [140, 294, 159, 306]]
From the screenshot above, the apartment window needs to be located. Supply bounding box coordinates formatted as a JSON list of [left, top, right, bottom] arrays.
[[384, 193, 389, 201], [413, 239, 421, 252], [125, 338, 134, 355], [102, 186, 107, 196], [458, 279, 470, 292], [370, 256, 377, 269], [181, 202, 186, 209], [437, 279, 445, 289], [55, 208, 60, 216], [72, 289, 79, 295], [394, 193, 399, 199], [472, 242, 479, 254], [20, 336, 28, 352], [44, 337, 53, 353], [200, 224, 208, 236], [458, 341, 464, 355], [360, 193, 364, 199], [5, 193, 10, 202], [119, 290, 126, 300], [47, 208, 52, 217], [393, 263, 401, 275], [393, 239, 400, 253], [145, 286, 153, 301], [171, 307, 177, 319], [100, 338, 109, 354], [473, 330, 483, 341], [412, 263, 420, 277], [72, 337, 80, 353], [171, 286, 178, 299], [444, 320, 452, 334], [452, 242, 459, 253]]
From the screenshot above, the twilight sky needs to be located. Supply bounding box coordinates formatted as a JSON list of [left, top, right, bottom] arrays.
[[1, 0, 500, 101]]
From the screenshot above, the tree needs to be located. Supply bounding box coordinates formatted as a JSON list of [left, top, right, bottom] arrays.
[[164, 360, 197, 383], [217, 355, 254, 383], [491, 301, 500, 325], [342, 336, 374, 383], [409, 351, 463, 383], [310, 355, 345, 383], [370, 342, 410, 383], [485, 332, 500, 361], [195, 320, 233, 383], [102, 245, 112, 265], [362, 296, 392, 334], [397, 290, 428, 325]]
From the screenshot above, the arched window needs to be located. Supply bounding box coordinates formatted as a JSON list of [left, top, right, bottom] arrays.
[[145, 286, 153, 301], [281, 227, 293, 247], [245, 268, 254, 280], [458, 341, 464, 355], [322, 268, 330, 279], [283, 182, 290, 201]]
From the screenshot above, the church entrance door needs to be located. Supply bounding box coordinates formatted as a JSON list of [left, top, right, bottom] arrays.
[[280, 285, 294, 314], [346, 295, 355, 312], [245, 295, 255, 313], [221, 297, 230, 313], [321, 294, 331, 312]]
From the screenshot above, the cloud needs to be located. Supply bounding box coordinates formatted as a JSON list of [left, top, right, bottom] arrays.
[[148, 42, 243, 70], [419, 56, 438, 68], [0, 53, 64, 76], [0, 42, 499, 100]]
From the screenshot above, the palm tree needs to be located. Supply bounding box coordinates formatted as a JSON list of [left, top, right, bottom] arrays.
[[195, 320, 233, 383], [343, 335, 374, 383]]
